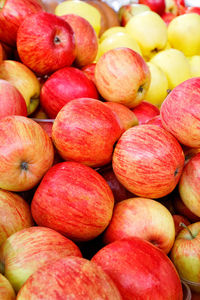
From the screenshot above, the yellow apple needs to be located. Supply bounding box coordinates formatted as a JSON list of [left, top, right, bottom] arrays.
[[100, 26, 127, 43], [55, 0, 101, 37], [145, 62, 169, 107], [150, 49, 191, 90], [125, 11, 168, 61], [168, 13, 200, 57], [0, 274, 15, 300], [187, 55, 200, 77], [0, 60, 40, 115], [99, 32, 142, 58]]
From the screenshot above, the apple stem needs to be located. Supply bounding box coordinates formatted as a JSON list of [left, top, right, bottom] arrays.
[[179, 222, 195, 239]]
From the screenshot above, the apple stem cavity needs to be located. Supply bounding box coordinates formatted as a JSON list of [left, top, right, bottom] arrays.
[[20, 161, 29, 171], [54, 36, 61, 45], [174, 168, 179, 177], [179, 222, 195, 239], [138, 85, 143, 93], [0, 0, 5, 9], [167, 89, 172, 94]]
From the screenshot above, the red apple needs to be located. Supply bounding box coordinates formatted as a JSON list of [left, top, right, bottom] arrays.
[[40, 67, 99, 118], [0, 115, 54, 191], [92, 237, 183, 299], [139, 0, 166, 15], [183, 145, 200, 165], [146, 114, 164, 128], [52, 98, 121, 167], [17, 256, 122, 300], [0, 0, 43, 47], [179, 153, 200, 218], [161, 11, 176, 26], [173, 214, 190, 237], [17, 12, 76, 75], [172, 193, 200, 223], [112, 124, 185, 198], [0, 79, 27, 118], [103, 197, 175, 254], [0, 189, 33, 246], [95, 47, 151, 108], [0, 274, 15, 300], [60, 14, 98, 68], [0, 226, 82, 292], [31, 161, 114, 242], [184, 6, 200, 15], [104, 102, 138, 133], [131, 100, 160, 125], [81, 62, 96, 84], [160, 77, 200, 148], [98, 165, 134, 203], [0, 43, 3, 63]]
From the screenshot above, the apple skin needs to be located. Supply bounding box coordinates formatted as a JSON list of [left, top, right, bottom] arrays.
[[40, 67, 99, 118], [131, 100, 160, 125], [103, 197, 175, 254], [98, 165, 134, 203], [0, 189, 33, 247], [170, 222, 200, 293], [172, 214, 190, 237], [52, 98, 122, 167], [173, 193, 200, 223], [60, 14, 98, 68], [104, 102, 138, 133], [146, 114, 164, 128], [0, 274, 15, 300], [81, 63, 96, 84], [0, 115, 54, 191], [184, 6, 200, 15], [139, 0, 166, 15], [0, 226, 82, 292], [0, 79, 27, 118], [112, 124, 185, 199], [92, 237, 183, 300], [16, 256, 122, 300], [160, 77, 200, 148], [0, 0, 43, 47], [161, 11, 176, 26], [17, 12, 76, 76], [118, 4, 151, 27], [178, 153, 200, 218], [0, 60, 40, 115], [95, 47, 151, 108], [31, 161, 114, 242]]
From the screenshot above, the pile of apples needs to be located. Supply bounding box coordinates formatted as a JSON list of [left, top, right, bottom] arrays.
[[0, 0, 200, 299]]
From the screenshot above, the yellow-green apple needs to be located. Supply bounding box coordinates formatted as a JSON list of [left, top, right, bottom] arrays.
[[0, 274, 15, 300], [98, 32, 142, 58], [125, 11, 168, 60], [131, 100, 160, 124], [104, 102, 138, 133], [146, 114, 164, 127], [16, 256, 122, 300], [60, 14, 98, 68], [112, 124, 185, 198], [103, 197, 175, 254], [118, 3, 151, 26], [172, 194, 200, 223], [150, 49, 191, 90], [160, 77, 200, 148], [0, 79, 27, 117], [0, 0, 43, 47], [139, 0, 166, 15], [17, 12, 76, 76], [170, 222, 200, 293], [168, 13, 200, 57], [52, 98, 121, 167], [0, 115, 54, 191], [40, 67, 98, 118], [81, 62, 96, 84], [145, 61, 169, 107], [95, 47, 151, 108], [99, 26, 127, 43], [178, 153, 200, 218], [0, 189, 33, 246], [98, 165, 134, 203], [0, 60, 40, 115], [0, 226, 82, 292], [55, 0, 101, 37], [31, 161, 115, 241], [92, 237, 183, 299], [187, 55, 200, 77], [173, 214, 190, 237]]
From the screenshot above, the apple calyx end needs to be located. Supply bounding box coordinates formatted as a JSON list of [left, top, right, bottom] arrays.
[[54, 36, 61, 45], [20, 161, 29, 171]]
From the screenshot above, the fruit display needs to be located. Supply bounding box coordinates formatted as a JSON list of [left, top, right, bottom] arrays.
[[0, 0, 200, 299]]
